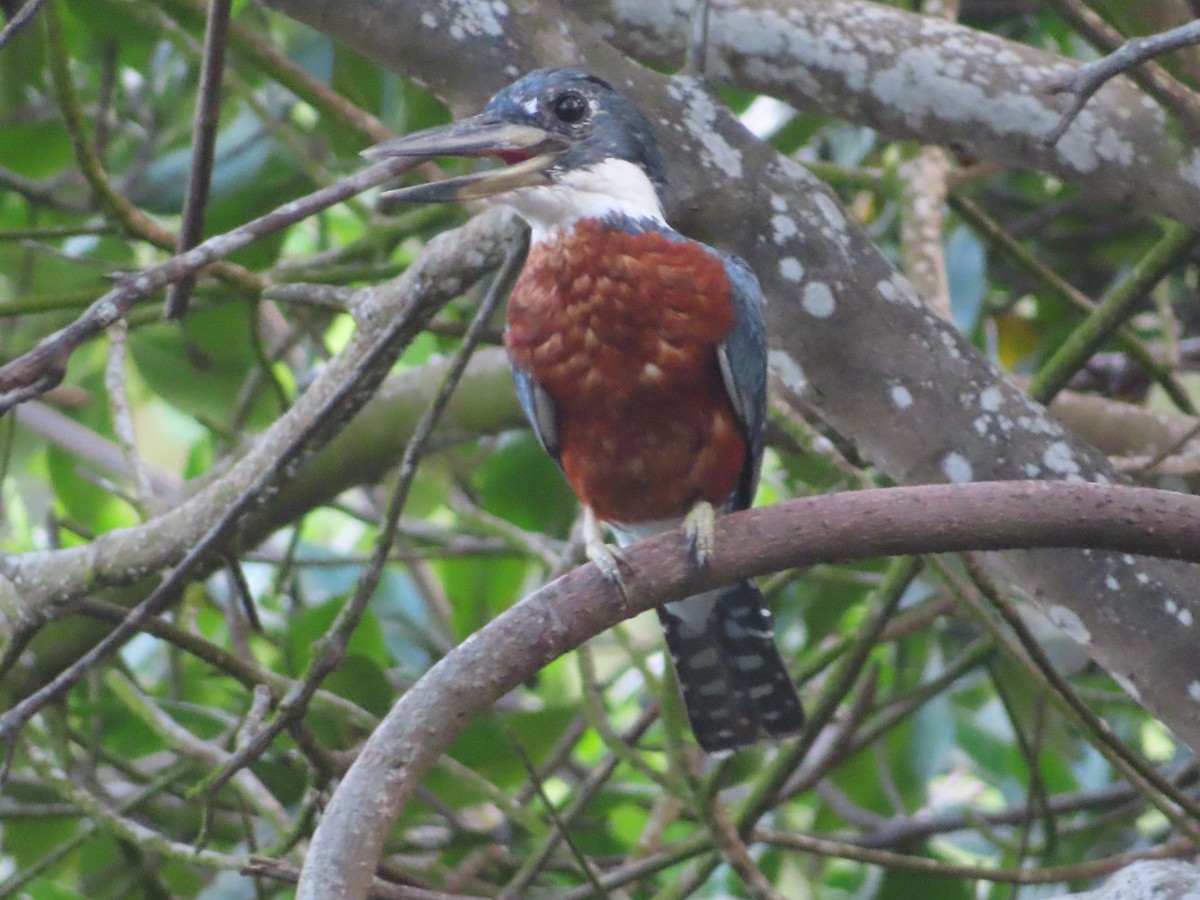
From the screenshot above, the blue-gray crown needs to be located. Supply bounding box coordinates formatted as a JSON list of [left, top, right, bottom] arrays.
[[483, 68, 668, 194]]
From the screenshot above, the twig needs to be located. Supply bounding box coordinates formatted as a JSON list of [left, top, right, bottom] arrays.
[[13, 401, 180, 495], [0, 0, 47, 51], [699, 792, 785, 900], [853, 764, 1195, 849], [958, 554, 1200, 842], [242, 856, 485, 900], [0, 210, 520, 751], [104, 670, 290, 834], [1028, 222, 1198, 405], [504, 731, 612, 899], [24, 721, 248, 871], [498, 705, 659, 898], [190, 235, 527, 804], [104, 321, 155, 511], [949, 194, 1196, 414], [898, 0, 958, 320], [69, 596, 376, 728], [663, 558, 921, 898], [574, 644, 679, 793], [40, 1, 256, 295], [164, 0, 233, 319], [158, 0, 392, 144], [296, 479, 1200, 897], [0, 154, 420, 414], [899, 146, 952, 319], [0, 223, 112, 240], [683, 0, 712, 78], [1044, 12, 1200, 145], [753, 827, 1194, 885], [734, 558, 920, 834], [0, 759, 193, 897], [783, 666, 879, 801]]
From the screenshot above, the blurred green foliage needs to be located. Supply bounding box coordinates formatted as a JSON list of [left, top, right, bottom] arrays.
[[1, 1, 1197, 898]]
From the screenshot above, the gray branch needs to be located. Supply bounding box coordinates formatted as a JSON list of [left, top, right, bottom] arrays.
[[0, 209, 522, 644], [262, 0, 1200, 763], [296, 480, 1200, 898], [574, 0, 1200, 228]]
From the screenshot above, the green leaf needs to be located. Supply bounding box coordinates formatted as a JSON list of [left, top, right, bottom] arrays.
[[0, 122, 74, 179], [474, 432, 576, 536], [128, 301, 278, 428], [441, 555, 529, 639], [878, 864, 973, 899], [286, 597, 390, 674], [320, 653, 394, 716]]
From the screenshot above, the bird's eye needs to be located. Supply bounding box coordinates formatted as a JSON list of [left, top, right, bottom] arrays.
[[552, 91, 588, 124]]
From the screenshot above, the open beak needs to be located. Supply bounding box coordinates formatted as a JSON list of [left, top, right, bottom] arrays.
[[363, 116, 570, 205]]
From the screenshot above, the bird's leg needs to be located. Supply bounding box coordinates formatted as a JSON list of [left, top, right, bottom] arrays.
[[684, 500, 716, 570], [583, 506, 627, 588]]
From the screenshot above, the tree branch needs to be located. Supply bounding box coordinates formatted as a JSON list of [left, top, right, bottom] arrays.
[[262, 0, 1200, 812], [570, 0, 1200, 229], [1042, 0, 1200, 145], [298, 480, 1200, 898], [0, 156, 420, 413], [0, 209, 522, 653]]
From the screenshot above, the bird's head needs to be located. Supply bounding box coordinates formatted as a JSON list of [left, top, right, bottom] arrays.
[[364, 68, 668, 237]]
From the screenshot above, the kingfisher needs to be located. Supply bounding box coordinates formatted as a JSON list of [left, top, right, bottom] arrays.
[[364, 67, 804, 752]]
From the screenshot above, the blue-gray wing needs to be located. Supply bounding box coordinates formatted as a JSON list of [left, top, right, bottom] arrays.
[[512, 364, 561, 463], [715, 253, 768, 511]]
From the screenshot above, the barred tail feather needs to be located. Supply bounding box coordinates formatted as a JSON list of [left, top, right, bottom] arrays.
[[657, 580, 804, 753]]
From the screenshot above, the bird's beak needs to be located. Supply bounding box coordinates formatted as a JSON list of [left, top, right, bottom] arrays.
[[363, 116, 570, 205]]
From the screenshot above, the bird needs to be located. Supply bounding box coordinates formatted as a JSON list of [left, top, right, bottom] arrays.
[[364, 67, 804, 753]]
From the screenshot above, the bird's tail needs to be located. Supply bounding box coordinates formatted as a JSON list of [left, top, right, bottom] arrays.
[[657, 580, 804, 753]]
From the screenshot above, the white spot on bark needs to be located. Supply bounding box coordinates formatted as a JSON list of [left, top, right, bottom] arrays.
[[1165, 599, 1194, 627], [771, 213, 798, 242], [1047, 605, 1091, 644], [802, 282, 836, 318], [813, 193, 847, 234], [890, 385, 913, 409], [942, 452, 973, 484], [768, 349, 807, 395], [779, 257, 804, 282], [1114, 672, 1141, 701], [448, 0, 507, 37], [668, 78, 743, 178], [1042, 441, 1079, 476], [979, 386, 1003, 412]]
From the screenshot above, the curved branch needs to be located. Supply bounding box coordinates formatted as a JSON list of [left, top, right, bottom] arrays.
[[0, 157, 419, 413], [263, 0, 1200, 782], [299, 480, 1200, 898], [0, 209, 523, 642], [577, 0, 1200, 229]]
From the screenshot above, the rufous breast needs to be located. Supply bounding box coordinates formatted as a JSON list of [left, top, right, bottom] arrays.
[[505, 218, 746, 523]]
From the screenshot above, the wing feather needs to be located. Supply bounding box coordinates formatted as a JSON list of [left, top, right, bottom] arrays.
[[713, 253, 768, 511], [512, 365, 561, 462]]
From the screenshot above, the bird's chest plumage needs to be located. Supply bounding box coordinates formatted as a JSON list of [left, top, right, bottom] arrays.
[[505, 217, 746, 523]]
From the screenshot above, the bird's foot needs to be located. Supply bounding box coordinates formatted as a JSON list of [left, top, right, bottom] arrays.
[[583, 508, 629, 595], [684, 500, 716, 570]]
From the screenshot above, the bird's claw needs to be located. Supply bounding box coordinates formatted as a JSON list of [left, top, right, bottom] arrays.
[[583, 507, 629, 598], [586, 539, 628, 585], [684, 501, 716, 570]]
